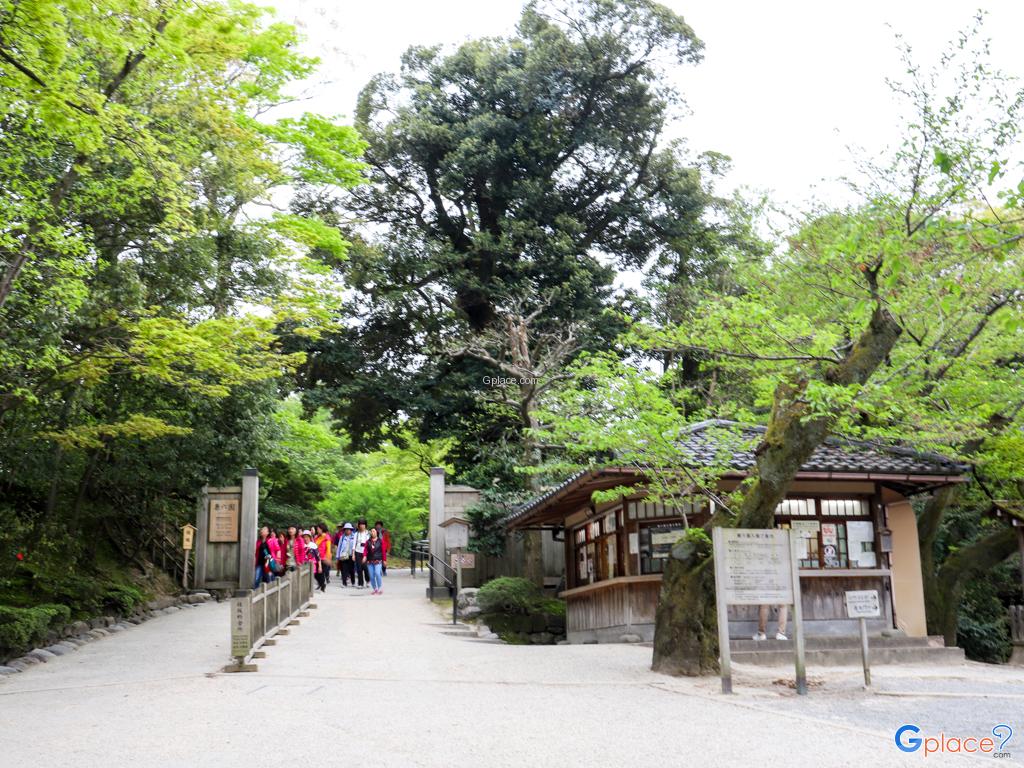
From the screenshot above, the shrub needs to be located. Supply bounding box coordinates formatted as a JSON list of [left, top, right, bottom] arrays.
[[476, 577, 544, 615], [0, 604, 71, 658], [102, 584, 145, 614]]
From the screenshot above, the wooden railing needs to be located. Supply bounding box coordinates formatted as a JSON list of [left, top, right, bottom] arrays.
[[227, 564, 314, 670], [1011, 606, 1023, 645]]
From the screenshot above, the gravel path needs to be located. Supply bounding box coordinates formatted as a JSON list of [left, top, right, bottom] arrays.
[[0, 570, 1019, 766]]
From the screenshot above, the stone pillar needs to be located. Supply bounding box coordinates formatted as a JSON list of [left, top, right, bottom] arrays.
[[195, 485, 209, 588], [238, 469, 259, 590], [429, 468, 446, 571]]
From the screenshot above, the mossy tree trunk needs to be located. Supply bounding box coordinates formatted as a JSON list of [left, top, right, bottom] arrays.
[[929, 524, 1017, 645], [652, 303, 902, 676]]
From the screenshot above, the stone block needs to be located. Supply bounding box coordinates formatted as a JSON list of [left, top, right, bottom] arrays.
[[27, 648, 57, 663], [88, 618, 106, 630], [70, 621, 90, 636], [0, 666, 19, 675], [46, 643, 75, 656], [530, 632, 554, 645], [619, 633, 643, 643]]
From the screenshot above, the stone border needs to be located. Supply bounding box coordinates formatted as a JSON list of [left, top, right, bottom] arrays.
[[0, 591, 214, 678]]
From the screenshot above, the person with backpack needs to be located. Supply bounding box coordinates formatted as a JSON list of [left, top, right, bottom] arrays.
[[254, 526, 276, 589]]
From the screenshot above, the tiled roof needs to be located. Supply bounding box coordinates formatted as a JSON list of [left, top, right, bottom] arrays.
[[675, 420, 970, 476], [506, 420, 969, 528]]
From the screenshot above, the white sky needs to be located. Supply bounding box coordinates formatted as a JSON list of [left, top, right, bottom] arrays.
[[270, 0, 1024, 211]]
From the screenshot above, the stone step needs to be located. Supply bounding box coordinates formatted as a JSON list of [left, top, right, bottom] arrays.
[[730, 634, 938, 653], [731, 644, 965, 667]]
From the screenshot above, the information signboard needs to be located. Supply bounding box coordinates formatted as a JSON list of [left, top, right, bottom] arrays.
[[844, 589, 881, 618], [713, 528, 806, 696], [450, 552, 476, 569], [230, 597, 250, 659], [719, 529, 794, 605], [209, 498, 240, 543]]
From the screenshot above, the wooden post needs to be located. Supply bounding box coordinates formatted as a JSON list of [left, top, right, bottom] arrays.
[[238, 469, 259, 590], [859, 616, 871, 687], [789, 530, 807, 696], [712, 528, 733, 694], [182, 550, 189, 590]]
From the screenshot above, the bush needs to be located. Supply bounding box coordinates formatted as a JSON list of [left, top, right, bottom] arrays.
[[0, 604, 71, 658], [102, 584, 145, 614], [476, 577, 544, 615]]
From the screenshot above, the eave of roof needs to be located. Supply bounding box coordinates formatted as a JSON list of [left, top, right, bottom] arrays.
[[507, 420, 970, 530]]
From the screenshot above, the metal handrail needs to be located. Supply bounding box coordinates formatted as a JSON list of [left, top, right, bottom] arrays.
[[411, 542, 458, 625]]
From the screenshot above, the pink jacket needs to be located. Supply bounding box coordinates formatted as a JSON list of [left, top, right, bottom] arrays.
[[267, 536, 282, 563], [293, 538, 306, 565]]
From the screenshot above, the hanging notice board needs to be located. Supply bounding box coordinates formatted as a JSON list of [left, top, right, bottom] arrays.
[[209, 496, 241, 543]]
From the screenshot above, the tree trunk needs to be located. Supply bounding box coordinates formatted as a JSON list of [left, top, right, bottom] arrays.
[[933, 525, 1017, 646], [916, 486, 958, 635], [652, 551, 718, 675], [653, 303, 902, 675]]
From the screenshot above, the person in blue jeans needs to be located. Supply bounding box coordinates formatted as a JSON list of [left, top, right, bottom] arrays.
[[365, 526, 385, 594]]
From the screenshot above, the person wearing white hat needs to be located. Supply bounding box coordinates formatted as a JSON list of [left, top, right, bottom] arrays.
[[302, 530, 326, 592], [336, 522, 356, 586]]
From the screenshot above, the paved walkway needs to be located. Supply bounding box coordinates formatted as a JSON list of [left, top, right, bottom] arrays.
[[0, 570, 1020, 766]]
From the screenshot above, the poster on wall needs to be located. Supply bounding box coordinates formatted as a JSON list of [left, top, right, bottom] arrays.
[[821, 523, 838, 546], [846, 521, 876, 568], [649, 525, 686, 559]]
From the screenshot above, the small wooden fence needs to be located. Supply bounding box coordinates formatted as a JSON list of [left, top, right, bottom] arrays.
[[227, 564, 314, 670]]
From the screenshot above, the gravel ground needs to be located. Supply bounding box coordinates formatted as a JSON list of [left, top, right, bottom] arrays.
[[0, 571, 1020, 766]]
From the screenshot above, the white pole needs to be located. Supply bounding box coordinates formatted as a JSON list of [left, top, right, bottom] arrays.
[[712, 528, 732, 694], [860, 616, 871, 687], [789, 531, 807, 696]]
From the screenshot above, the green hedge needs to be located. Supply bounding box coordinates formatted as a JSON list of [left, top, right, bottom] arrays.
[[477, 576, 545, 615], [0, 604, 71, 657]]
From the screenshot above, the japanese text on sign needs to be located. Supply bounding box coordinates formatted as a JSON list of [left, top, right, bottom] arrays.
[[719, 529, 794, 605]]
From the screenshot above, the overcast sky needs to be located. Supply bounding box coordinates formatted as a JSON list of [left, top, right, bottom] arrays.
[[270, 0, 1024, 210]]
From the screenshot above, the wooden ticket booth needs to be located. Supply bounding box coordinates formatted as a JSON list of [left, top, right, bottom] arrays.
[[506, 421, 968, 643]]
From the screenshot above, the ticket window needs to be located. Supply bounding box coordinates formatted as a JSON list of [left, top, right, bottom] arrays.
[[775, 498, 878, 570]]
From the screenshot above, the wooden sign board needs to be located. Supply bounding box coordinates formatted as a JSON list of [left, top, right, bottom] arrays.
[[230, 597, 251, 658], [209, 497, 240, 543], [450, 552, 476, 569], [718, 529, 794, 605], [182, 524, 196, 551], [713, 528, 806, 696], [845, 589, 881, 618]]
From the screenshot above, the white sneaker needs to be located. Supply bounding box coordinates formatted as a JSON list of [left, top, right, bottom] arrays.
[[752, 631, 767, 641], [775, 632, 788, 641]]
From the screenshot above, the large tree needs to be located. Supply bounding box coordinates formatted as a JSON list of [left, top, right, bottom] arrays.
[[536, 20, 1024, 674]]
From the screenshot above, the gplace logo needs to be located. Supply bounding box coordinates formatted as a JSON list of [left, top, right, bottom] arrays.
[[895, 724, 1013, 758]]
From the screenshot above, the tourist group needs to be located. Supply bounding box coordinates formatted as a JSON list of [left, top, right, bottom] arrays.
[[254, 519, 390, 594]]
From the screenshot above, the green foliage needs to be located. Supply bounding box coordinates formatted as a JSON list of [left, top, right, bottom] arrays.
[[317, 432, 452, 549], [476, 576, 545, 615], [0, 604, 71, 658], [956, 577, 1012, 664]]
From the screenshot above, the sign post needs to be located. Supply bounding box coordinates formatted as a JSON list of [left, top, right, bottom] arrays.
[[713, 528, 806, 695], [181, 524, 196, 590], [844, 589, 880, 687]]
